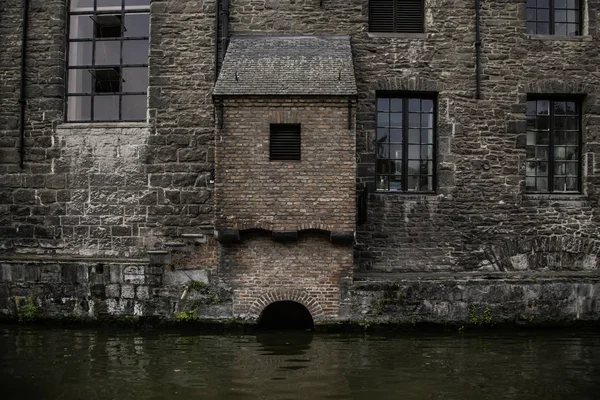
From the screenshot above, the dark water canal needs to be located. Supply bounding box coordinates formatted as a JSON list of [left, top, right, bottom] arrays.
[[1, 326, 599, 399]]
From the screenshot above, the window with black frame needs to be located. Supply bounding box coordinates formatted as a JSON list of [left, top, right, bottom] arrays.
[[526, 0, 581, 36], [376, 95, 435, 192], [526, 98, 581, 193], [67, 0, 150, 122]]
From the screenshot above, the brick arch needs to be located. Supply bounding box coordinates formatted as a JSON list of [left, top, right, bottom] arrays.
[[369, 76, 445, 93], [246, 290, 324, 322], [477, 236, 600, 272]]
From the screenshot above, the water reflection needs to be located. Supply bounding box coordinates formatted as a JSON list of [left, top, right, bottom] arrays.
[[0, 327, 599, 399]]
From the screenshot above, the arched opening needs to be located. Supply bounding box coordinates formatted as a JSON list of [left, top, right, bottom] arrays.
[[257, 301, 314, 331]]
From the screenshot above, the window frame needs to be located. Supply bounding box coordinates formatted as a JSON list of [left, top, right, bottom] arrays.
[[375, 92, 437, 193], [526, 0, 583, 36], [525, 95, 583, 194], [368, 0, 425, 34], [66, 0, 150, 122]]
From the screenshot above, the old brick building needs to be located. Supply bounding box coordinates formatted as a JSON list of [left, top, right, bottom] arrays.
[[0, 0, 599, 326]]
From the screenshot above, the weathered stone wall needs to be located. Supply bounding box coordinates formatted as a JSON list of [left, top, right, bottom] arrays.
[[224, 0, 600, 273], [0, 0, 217, 258], [215, 97, 355, 232], [217, 232, 353, 321]]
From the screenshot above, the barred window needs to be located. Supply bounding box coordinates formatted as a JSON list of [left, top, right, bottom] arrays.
[[376, 95, 435, 192], [368, 0, 425, 33], [67, 0, 150, 122], [526, 98, 581, 193], [526, 0, 582, 36], [270, 124, 301, 161]]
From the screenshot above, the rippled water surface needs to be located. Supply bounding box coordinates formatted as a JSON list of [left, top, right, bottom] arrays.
[[1, 326, 599, 399]]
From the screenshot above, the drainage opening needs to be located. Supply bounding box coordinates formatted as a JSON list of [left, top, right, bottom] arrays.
[[257, 301, 314, 331]]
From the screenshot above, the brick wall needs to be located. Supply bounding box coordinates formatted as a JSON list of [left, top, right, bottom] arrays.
[[215, 97, 356, 233], [219, 231, 353, 320]]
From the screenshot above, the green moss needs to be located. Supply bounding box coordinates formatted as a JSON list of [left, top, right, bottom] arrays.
[[469, 304, 493, 327], [18, 295, 39, 323], [175, 308, 199, 321], [187, 281, 207, 292]]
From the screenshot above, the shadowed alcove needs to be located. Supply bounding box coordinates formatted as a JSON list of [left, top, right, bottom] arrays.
[[257, 301, 315, 331]]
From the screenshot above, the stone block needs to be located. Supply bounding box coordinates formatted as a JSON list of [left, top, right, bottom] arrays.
[[105, 284, 121, 298], [121, 285, 135, 299]]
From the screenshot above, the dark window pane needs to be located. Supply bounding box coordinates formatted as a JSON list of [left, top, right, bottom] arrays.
[[536, 116, 549, 130], [70, 15, 94, 39], [537, 100, 550, 115], [527, 22, 536, 33], [389, 176, 402, 191], [527, 131, 536, 146], [95, 15, 122, 38], [555, 23, 567, 35], [67, 96, 92, 121], [71, 0, 93, 11], [409, 98, 421, 112], [527, 9, 537, 22], [421, 99, 433, 113], [565, 132, 578, 145], [95, 41, 121, 65], [390, 98, 402, 112], [390, 129, 403, 143], [421, 129, 433, 143], [408, 113, 420, 128], [526, 0, 536, 7], [125, 0, 151, 8], [408, 129, 420, 144], [554, 131, 565, 145], [93, 95, 120, 120], [555, 10, 567, 22], [408, 161, 420, 174], [390, 113, 403, 127], [377, 144, 389, 159], [537, 131, 549, 145], [408, 145, 420, 160], [554, 177, 567, 191], [537, 23, 549, 34], [377, 176, 389, 191], [377, 160, 389, 174], [556, 0, 567, 8], [554, 162, 566, 175], [122, 95, 146, 120], [407, 176, 419, 191], [97, 0, 123, 9], [526, 177, 536, 191], [69, 42, 93, 66], [68, 69, 93, 93], [538, 0, 549, 8], [421, 114, 433, 128], [421, 145, 432, 159], [554, 101, 566, 114], [376, 128, 389, 142], [566, 162, 578, 176], [124, 13, 150, 37], [537, 177, 548, 192], [526, 161, 536, 177], [377, 98, 389, 112], [124, 34, 148, 64], [526, 101, 537, 115], [390, 144, 403, 159], [122, 67, 148, 92], [536, 146, 548, 160], [538, 9, 550, 21], [377, 112, 389, 127], [566, 177, 578, 191]]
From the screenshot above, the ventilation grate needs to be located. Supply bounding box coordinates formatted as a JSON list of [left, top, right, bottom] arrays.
[[369, 0, 424, 33], [270, 124, 301, 161]]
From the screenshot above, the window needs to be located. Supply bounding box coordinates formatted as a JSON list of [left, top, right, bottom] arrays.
[[368, 0, 425, 33], [67, 0, 150, 122], [526, 0, 582, 36], [270, 124, 301, 161], [376, 95, 435, 192], [526, 98, 581, 193]]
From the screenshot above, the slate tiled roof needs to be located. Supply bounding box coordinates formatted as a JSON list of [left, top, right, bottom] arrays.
[[213, 35, 357, 96]]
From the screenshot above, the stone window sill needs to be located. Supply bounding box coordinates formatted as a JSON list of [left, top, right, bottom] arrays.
[[57, 122, 150, 129], [522, 193, 586, 201], [368, 32, 428, 39], [524, 34, 592, 42]]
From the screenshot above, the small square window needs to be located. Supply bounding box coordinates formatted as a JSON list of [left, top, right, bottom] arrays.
[[92, 14, 122, 38], [270, 124, 301, 161]]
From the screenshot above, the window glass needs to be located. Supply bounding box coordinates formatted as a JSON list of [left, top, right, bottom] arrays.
[[375, 95, 435, 192], [526, 0, 581, 35], [67, 0, 149, 122], [525, 98, 581, 193]]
